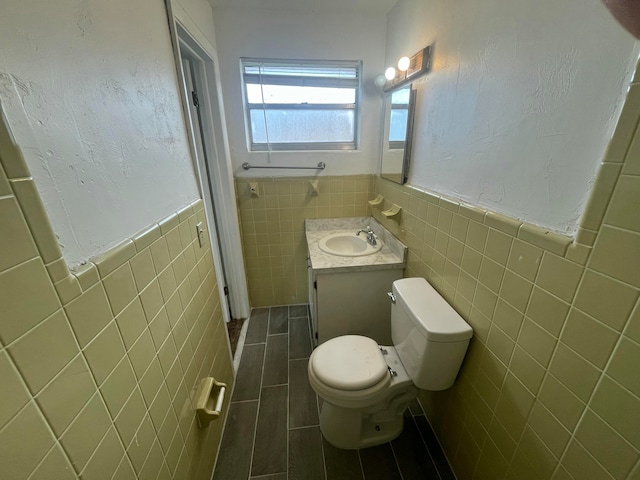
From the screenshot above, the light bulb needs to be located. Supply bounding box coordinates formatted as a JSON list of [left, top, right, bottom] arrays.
[[374, 74, 386, 87], [397, 56, 410, 72], [384, 67, 396, 81]]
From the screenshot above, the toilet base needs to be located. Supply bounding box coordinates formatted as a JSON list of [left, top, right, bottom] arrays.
[[318, 385, 417, 449], [320, 402, 404, 449]]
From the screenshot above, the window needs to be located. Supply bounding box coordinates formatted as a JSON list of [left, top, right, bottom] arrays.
[[241, 59, 361, 151]]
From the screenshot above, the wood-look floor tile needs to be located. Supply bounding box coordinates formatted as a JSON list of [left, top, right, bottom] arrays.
[[219, 304, 457, 480], [251, 385, 288, 477], [245, 308, 269, 344], [212, 401, 258, 480], [408, 398, 424, 416], [289, 317, 312, 360], [269, 306, 288, 334], [289, 305, 308, 318], [289, 427, 324, 480], [232, 344, 265, 401], [359, 444, 402, 480], [262, 334, 288, 386], [323, 437, 364, 480], [289, 359, 319, 428], [391, 413, 440, 479], [414, 415, 456, 480]]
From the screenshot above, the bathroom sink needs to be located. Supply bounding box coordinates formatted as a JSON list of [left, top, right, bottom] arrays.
[[318, 232, 383, 257]]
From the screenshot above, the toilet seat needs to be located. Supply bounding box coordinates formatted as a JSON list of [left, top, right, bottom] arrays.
[[308, 336, 415, 410], [310, 335, 388, 390]]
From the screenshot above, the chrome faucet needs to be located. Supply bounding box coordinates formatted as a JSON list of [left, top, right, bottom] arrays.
[[356, 226, 377, 246]]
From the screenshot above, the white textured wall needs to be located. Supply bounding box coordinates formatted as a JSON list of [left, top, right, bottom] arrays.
[[212, 8, 386, 177], [386, 0, 639, 233], [0, 0, 202, 267]]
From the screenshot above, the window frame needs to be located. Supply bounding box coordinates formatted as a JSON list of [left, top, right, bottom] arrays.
[[240, 58, 362, 152]]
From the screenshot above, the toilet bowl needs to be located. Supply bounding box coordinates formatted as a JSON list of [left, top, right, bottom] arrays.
[[308, 277, 473, 449]]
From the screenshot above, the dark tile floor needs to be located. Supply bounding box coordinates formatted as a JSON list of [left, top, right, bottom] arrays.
[[213, 305, 455, 480]]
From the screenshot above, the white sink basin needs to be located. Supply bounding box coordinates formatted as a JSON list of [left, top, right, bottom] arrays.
[[318, 232, 383, 257]]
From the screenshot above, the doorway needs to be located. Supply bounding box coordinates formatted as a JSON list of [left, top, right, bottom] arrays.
[[166, 16, 251, 325]]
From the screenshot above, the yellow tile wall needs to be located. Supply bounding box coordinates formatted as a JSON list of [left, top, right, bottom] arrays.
[[235, 175, 375, 306], [371, 80, 640, 479], [0, 120, 233, 479]]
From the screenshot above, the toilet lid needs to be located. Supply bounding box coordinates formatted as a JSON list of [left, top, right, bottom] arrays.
[[311, 335, 388, 391]]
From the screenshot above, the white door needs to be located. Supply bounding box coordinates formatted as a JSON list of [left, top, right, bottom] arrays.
[[182, 54, 231, 299], [174, 24, 250, 322]]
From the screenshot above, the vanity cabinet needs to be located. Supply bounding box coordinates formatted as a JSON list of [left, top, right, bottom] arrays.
[[311, 268, 403, 345], [305, 217, 407, 347]]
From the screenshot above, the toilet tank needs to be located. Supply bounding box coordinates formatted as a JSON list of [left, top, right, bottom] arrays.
[[391, 278, 473, 391]]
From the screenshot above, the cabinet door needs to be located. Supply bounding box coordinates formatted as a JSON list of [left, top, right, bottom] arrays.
[[316, 269, 402, 345]]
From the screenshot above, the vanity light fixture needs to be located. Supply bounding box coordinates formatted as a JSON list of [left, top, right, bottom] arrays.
[[374, 74, 387, 87], [397, 56, 410, 72], [384, 67, 397, 81], [380, 44, 433, 92]]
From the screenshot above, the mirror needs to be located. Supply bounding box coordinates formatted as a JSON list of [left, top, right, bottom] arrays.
[[380, 85, 416, 184]]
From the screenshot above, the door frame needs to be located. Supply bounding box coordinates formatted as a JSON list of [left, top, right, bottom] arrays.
[[164, 1, 250, 321]]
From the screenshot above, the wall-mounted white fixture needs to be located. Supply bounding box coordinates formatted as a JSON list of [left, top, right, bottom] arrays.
[[195, 377, 227, 427], [249, 182, 259, 197], [310, 180, 320, 195], [380, 45, 433, 92]]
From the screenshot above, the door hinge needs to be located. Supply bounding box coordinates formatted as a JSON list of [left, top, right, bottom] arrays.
[[191, 90, 199, 108], [313, 281, 317, 290], [315, 332, 318, 339], [223, 286, 229, 296]]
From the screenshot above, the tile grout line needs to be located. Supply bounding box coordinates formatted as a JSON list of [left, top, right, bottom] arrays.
[[419, 414, 445, 480], [388, 439, 406, 480], [288, 424, 320, 431], [467, 233, 519, 477], [356, 448, 367, 480], [304, 307, 329, 480], [412, 414, 451, 480], [247, 308, 270, 479], [551, 295, 640, 478]]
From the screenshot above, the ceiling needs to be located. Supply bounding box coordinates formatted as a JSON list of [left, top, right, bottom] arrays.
[[208, 0, 398, 14]]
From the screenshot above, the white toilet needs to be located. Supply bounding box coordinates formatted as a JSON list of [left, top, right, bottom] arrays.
[[307, 277, 473, 449]]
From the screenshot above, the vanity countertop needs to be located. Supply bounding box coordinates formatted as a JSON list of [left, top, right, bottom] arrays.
[[305, 217, 407, 273]]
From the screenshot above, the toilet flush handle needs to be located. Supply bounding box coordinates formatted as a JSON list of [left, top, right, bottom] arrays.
[[387, 292, 396, 304]]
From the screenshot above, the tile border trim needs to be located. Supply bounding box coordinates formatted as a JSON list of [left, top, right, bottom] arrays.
[[403, 183, 574, 257], [72, 198, 205, 297]]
